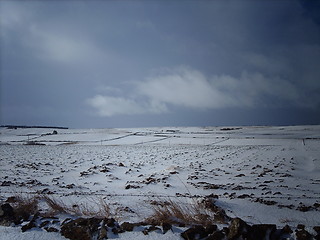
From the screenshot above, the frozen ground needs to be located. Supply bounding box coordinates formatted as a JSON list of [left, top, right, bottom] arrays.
[[0, 125, 320, 239]]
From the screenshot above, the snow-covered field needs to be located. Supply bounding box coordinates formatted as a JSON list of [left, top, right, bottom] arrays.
[[1, 125, 320, 239]]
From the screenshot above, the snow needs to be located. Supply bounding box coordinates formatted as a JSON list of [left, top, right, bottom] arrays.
[[0, 226, 67, 240], [1, 125, 320, 239]]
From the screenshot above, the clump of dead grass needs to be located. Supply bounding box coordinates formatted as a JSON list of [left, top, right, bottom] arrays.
[[4, 194, 113, 220], [41, 195, 112, 219], [8, 194, 39, 221], [145, 198, 217, 227]]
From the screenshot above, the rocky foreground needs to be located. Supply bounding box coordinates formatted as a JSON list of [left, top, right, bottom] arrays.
[[1, 198, 320, 240]]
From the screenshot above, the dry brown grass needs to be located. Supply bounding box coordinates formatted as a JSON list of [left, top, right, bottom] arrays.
[[145, 198, 216, 227], [41, 195, 68, 215], [5, 194, 113, 219], [12, 195, 39, 218], [41, 195, 112, 218]]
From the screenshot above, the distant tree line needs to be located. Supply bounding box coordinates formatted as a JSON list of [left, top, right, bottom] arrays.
[[1, 125, 68, 129]]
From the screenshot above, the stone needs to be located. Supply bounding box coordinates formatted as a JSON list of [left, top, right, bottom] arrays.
[[21, 221, 36, 232], [281, 224, 293, 234], [142, 225, 161, 235], [60, 217, 102, 240], [98, 220, 108, 240], [125, 184, 140, 189], [205, 230, 225, 240], [227, 217, 251, 240], [296, 228, 313, 240], [214, 210, 230, 224], [237, 194, 251, 199], [314, 226, 320, 234], [0, 203, 14, 218], [5, 196, 16, 203], [162, 222, 172, 234], [21, 212, 39, 232], [112, 227, 121, 234], [181, 225, 208, 240], [44, 227, 59, 232], [297, 204, 313, 212], [205, 224, 218, 235], [120, 222, 136, 232], [106, 218, 116, 228], [39, 220, 50, 228], [248, 224, 276, 240]]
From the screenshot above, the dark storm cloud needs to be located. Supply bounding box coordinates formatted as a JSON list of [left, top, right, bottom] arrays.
[[1, 0, 319, 128]]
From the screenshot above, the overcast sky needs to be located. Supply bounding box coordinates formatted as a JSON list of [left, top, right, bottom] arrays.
[[1, 0, 320, 128]]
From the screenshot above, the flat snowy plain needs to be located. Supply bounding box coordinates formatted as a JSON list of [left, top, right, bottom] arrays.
[[0, 125, 320, 239]]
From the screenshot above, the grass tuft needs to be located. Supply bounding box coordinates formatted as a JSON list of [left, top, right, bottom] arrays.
[[6, 194, 39, 222], [3, 194, 113, 219], [145, 198, 218, 227], [41, 195, 112, 218]]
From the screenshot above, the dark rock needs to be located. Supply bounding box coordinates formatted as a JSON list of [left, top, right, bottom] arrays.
[[296, 228, 313, 240], [297, 224, 305, 230], [297, 204, 313, 212], [125, 184, 140, 189], [205, 230, 225, 240], [144, 177, 157, 184], [281, 224, 293, 234], [99, 167, 110, 173], [198, 182, 220, 190], [235, 174, 245, 177], [21, 221, 36, 232], [205, 224, 218, 235], [61, 224, 90, 240], [60, 217, 102, 240], [98, 219, 107, 240], [39, 220, 50, 228], [314, 226, 320, 234], [162, 222, 172, 234], [237, 194, 251, 199], [1, 181, 13, 186], [248, 224, 276, 240], [142, 225, 161, 235], [5, 197, 16, 203], [120, 222, 136, 232], [227, 217, 251, 240], [0, 203, 14, 220], [255, 198, 277, 206], [44, 227, 59, 232], [214, 210, 230, 224], [206, 194, 219, 199], [21, 212, 39, 232], [181, 225, 208, 240], [112, 227, 120, 234], [106, 218, 116, 227], [222, 227, 229, 235]]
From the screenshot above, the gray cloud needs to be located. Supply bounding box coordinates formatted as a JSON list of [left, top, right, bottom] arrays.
[[1, 0, 320, 127], [87, 66, 317, 117]]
